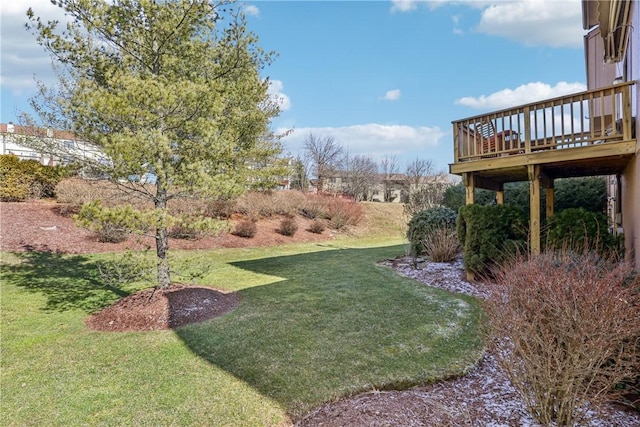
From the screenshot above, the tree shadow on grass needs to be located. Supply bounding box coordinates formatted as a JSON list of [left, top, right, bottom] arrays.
[[1, 250, 130, 313], [174, 244, 483, 418]]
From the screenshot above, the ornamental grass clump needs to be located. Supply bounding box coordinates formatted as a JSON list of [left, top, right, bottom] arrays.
[[484, 250, 640, 426], [421, 227, 460, 262]]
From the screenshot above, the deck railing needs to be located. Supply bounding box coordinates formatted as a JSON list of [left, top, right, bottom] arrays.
[[452, 81, 635, 163]]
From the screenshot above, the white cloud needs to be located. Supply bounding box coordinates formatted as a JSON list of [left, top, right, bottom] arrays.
[[455, 81, 587, 110], [0, 1, 66, 94], [267, 80, 292, 111], [390, 0, 419, 13], [389, 0, 583, 48], [475, 0, 583, 48], [382, 89, 401, 101], [243, 5, 260, 17], [277, 124, 445, 164]]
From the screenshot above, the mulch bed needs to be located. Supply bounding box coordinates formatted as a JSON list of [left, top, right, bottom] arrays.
[[85, 284, 240, 332]]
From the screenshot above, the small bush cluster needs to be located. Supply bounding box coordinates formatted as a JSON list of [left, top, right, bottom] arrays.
[[233, 220, 257, 238], [301, 195, 363, 230], [485, 251, 640, 426], [235, 191, 308, 218], [0, 155, 71, 201], [308, 219, 325, 234], [277, 218, 298, 236], [272, 191, 307, 216], [407, 207, 458, 256], [235, 192, 276, 217]]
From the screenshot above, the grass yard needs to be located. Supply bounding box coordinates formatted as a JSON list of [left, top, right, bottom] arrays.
[[1, 237, 484, 426]]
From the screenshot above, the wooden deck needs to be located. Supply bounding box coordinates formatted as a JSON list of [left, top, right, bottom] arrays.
[[450, 81, 637, 187], [449, 81, 637, 258]]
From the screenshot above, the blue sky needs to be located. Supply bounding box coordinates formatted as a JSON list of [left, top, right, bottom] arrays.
[[1, 0, 589, 173]]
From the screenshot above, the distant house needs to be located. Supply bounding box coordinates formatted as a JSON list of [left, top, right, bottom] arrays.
[[0, 123, 102, 166], [449, 0, 639, 270]]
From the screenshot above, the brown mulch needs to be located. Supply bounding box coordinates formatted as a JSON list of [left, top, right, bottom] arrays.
[[0, 200, 333, 254], [85, 284, 240, 332]]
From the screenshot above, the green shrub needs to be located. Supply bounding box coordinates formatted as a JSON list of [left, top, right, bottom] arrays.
[[457, 204, 527, 277], [554, 177, 607, 213], [308, 219, 325, 234], [444, 177, 607, 220], [75, 201, 150, 243], [277, 218, 298, 237], [407, 207, 457, 255], [233, 220, 257, 238], [442, 183, 495, 211], [545, 207, 618, 253], [0, 154, 71, 201]]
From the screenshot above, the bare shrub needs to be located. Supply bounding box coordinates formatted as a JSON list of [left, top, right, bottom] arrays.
[[55, 178, 151, 211], [204, 198, 236, 219], [300, 194, 329, 219], [272, 190, 307, 216], [308, 219, 326, 234], [300, 195, 363, 230], [422, 227, 460, 262], [277, 218, 298, 236], [485, 251, 640, 426], [236, 191, 277, 218], [55, 178, 104, 205], [232, 220, 257, 238], [325, 198, 364, 230]]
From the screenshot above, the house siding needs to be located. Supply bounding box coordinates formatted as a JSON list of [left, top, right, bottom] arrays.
[[625, 0, 640, 269]]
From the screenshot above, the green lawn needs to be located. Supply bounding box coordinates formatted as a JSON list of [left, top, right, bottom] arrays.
[[1, 239, 484, 426]]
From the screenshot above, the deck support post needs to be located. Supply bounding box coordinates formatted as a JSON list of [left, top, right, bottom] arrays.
[[462, 172, 475, 281], [463, 172, 475, 205], [529, 165, 541, 255], [496, 188, 504, 205]]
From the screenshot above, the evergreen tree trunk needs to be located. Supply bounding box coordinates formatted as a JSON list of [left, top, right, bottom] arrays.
[[155, 185, 171, 289]]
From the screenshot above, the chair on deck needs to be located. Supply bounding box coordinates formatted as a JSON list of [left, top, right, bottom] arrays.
[[472, 119, 519, 155]]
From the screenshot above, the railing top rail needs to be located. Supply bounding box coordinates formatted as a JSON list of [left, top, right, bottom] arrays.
[[451, 80, 636, 125]]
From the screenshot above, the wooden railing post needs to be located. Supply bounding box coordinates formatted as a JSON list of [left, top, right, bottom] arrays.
[[453, 122, 460, 163], [524, 106, 532, 153], [622, 85, 632, 140]]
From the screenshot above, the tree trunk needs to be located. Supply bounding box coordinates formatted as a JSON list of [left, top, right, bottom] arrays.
[[155, 185, 171, 288]]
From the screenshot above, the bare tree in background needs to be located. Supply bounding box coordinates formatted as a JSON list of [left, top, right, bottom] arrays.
[[344, 154, 378, 201], [303, 132, 344, 193], [379, 154, 399, 202], [403, 157, 450, 217]]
